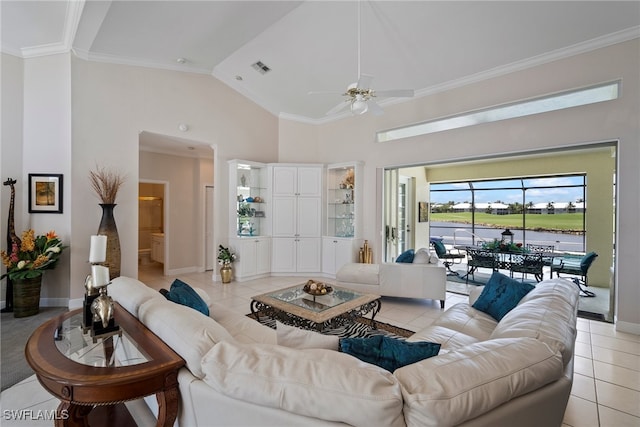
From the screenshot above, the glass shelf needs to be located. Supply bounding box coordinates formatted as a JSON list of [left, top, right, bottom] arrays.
[[326, 164, 359, 238], [231, 160, 268, 238]]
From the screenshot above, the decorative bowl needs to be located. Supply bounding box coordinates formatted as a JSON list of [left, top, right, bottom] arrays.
[[303, 280, 333, 296]]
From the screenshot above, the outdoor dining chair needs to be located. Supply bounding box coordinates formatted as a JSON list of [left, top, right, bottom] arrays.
[[551, 251, 598, 297], [509, 252, 544, 282], [465, 248, 497, 284], [431, 240, 466, 276]]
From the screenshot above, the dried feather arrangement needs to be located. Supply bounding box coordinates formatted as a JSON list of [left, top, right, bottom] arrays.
[[89, 165, 126, 204]]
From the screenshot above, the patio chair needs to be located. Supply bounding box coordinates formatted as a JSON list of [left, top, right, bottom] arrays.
[[465, 248, 497, 284], [509, 252, 544, 282], [526, 244, 555, 267], [551, 252, 598, 297], [430, 240, 466, 276]]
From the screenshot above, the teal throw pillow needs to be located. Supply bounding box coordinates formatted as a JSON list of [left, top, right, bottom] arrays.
[[472, 271, 534, 321], [396, 249, 415, 263], [339, 335, 440, 372], [161, 279, 209, 316]]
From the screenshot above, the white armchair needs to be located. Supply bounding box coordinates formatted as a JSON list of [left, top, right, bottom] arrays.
[[336, 262, 446, 308]]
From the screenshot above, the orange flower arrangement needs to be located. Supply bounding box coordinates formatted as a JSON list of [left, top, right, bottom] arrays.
[[1, 229, 66, 280]]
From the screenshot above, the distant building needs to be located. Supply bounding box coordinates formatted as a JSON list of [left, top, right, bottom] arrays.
[[527, 202, 585, 214], [452, 202, 510, 215]]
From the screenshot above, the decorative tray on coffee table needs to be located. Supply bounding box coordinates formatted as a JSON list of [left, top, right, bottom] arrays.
[[303, 280, 333, 297]]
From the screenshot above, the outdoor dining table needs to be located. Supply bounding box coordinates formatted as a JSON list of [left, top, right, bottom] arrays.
[[454, 245, 568, 280]]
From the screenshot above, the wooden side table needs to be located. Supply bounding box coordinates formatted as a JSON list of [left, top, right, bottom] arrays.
[[25, 303, 185, 427]]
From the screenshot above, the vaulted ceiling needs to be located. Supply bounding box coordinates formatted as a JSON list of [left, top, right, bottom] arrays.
[[2, 1, 639, 124]]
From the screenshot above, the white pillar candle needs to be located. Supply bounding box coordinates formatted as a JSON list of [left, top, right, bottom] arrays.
[[89, 235, 107, 263], [91, 265, 110, 287]]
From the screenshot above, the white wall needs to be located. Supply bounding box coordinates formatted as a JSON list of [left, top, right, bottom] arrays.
[[68, 59, 279, 303], [1, 53, 25, 305], [279, 39, 640, 333], [23, 54, 72, 303]]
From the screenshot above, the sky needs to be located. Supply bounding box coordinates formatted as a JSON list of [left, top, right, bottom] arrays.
[[429, 176, 586, 205]]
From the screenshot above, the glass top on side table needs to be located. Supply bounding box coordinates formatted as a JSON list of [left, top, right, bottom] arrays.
[[54, 312, 151, 367]]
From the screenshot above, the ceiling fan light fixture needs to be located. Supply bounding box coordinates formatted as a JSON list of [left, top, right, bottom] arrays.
[[351, 96, 368, 115]]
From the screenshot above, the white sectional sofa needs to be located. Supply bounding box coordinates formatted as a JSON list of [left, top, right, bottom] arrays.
[[336, 262, 447, 308], [109, 276, 579, 427]]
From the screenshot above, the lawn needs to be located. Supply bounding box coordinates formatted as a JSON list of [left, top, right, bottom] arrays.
[[430, 212, 584, 232]]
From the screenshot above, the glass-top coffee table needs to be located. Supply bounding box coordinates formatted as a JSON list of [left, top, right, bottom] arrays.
[[250, 283, 381, 331]]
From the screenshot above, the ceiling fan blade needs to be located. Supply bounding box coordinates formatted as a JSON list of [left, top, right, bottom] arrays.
[[308, 90, 345, 95], [326, 100, 350, 116], [357, 74, 373, 89], [367, 100, 384, 116], [374, 89, 415, 98]]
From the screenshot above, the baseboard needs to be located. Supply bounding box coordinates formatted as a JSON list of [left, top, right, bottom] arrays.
[[165, 266, 200, 276], [69, 297, 84, 310], [615, 320, 640, 335]]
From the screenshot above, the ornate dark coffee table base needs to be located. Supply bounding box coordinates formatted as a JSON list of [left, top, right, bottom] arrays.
[[251, 284, 382, 332]]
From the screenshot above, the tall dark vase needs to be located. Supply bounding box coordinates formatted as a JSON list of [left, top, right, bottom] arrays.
[[98, 203, 121, 280]]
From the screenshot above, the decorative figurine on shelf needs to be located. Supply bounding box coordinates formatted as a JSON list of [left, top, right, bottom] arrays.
[[341, 169, 355, 189]]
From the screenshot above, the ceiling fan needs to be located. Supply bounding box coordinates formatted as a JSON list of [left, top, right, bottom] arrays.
[[312, 1, 415, 116]]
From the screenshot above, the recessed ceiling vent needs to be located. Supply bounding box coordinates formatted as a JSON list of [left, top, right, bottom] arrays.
[[251, 60, 271, 75]]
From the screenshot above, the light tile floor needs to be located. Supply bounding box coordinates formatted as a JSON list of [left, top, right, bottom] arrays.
[[2, 265, 638, 426]]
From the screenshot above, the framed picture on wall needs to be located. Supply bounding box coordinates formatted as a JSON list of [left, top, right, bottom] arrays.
[[28, 174, 63, 213], [418, 201, 429, 222]]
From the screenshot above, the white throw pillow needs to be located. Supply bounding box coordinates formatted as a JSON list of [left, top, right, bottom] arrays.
[[276, 321, 339, 350], [429, 252, 440, 264], [412, 248, 431, 264]]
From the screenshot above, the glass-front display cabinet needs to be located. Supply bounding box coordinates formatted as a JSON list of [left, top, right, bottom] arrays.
[[228, 160, 268, 237], [326, 162, 363, 238]]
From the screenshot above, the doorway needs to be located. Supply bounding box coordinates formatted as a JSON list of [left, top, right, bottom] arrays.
[[138, 181, 167, 275], [138, 131, 215, 277], [205, 185, 214, 271]]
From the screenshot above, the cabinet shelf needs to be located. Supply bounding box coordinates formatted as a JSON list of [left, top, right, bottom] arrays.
[[326, 162, 362, 240], [230, 159, 269, 239]]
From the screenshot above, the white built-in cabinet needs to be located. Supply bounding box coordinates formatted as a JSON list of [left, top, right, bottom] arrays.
[[151, 233, 164, 264], [270, 165, 323, 273], [229, 161, 364, 279], [228, 160, 269, 238], [322, 237, 362, 276], [231, 236, 271, 279], [322, 162, 364, 276], [228, 160, 271, 281]]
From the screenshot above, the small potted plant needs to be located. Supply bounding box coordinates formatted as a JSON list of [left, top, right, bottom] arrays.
[[217, 245, 236, 283]]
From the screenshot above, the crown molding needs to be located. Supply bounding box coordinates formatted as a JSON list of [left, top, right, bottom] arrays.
[[17, 0, 85, 59], [413, 26, 640, 100], [73, 48, 214, 75]]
